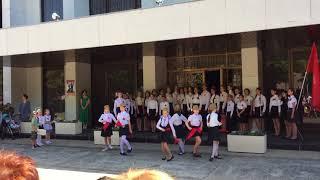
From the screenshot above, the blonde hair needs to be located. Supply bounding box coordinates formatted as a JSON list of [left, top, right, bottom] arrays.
[[208, 104, 217, 112], [162, 108, 169, 114], [111, 169, 174, 180], [174, 104, 181, 113]]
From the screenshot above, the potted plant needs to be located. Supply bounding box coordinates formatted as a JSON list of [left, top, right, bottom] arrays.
[[227, 131, 267, 153]]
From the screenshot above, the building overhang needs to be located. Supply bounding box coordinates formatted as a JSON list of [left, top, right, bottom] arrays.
[[0, 0, 320, 56]]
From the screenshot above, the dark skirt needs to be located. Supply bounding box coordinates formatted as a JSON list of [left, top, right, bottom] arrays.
[[30, 131, 37, 140], [245, 105, 251, 118], [169, 103, 174, 115], [101, 125, 113, 137], [254, 107, 264, 118], [208, 126, 220, 142], [270, 106, 279, 119], [174, 124, 186, 139], [237, 110, 248, 123], [219, 102, 225, 114], [160, 131, 172, 143], [182, 104, 188, 116], [119, 125, 129, 137], [286, 109, 296, 122], [137, 105, 144, 118], [148, 109, 157, 121]]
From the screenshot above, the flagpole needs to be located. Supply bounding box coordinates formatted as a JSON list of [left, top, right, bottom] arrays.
[[296, 70, 307, 111]]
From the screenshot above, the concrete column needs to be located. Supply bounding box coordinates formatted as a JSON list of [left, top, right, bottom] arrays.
[[63, 0, 89, 20], [3, 56, 12, 104], [241, 32, 263, 92], [2, 0, 11, 28], [64, 50, 91, 121], [2, 54, 42, 111], [143, 42, 167, 91]]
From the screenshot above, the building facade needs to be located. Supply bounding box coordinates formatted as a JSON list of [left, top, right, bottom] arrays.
[[1, 0, 320, 129]]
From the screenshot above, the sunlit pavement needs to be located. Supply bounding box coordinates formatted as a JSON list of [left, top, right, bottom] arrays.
[[2, 138, 320, 180], [37, 168, 115, 180]]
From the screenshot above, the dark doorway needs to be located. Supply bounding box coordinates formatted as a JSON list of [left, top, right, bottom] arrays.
[[205, 70, 220, 91], [91, 45, 142, 128]]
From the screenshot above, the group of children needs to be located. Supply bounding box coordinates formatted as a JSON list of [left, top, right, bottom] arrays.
[[30, 108, 53, 149], [100, 89, 223, 161]]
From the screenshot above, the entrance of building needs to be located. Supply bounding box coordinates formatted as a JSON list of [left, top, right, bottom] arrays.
[[205, 70, 220, 91]]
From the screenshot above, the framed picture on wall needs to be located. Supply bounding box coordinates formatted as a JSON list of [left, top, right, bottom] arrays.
[[66, 80, 75, 96]]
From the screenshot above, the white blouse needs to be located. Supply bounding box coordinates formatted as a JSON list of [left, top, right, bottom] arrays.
[[187, 114, 202, 127], [171, 113, 187, 126]]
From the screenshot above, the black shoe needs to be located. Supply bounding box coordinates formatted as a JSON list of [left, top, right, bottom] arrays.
[[120, 152, 127, 156], [178, 152, 185, 155], [127, 148, 133, 153], [214, 155, 222, 159], [167, 155, 174, 162], [209, 157, 214, 161], [35, 144, 41, 148], [162, 157, 166, 160], [193, 153, 201, 158]]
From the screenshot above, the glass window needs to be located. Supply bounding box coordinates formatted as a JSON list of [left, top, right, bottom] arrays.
[[90, 0, 140, 15], [42, 52, 65, 116], [41, 0, 63, 22]]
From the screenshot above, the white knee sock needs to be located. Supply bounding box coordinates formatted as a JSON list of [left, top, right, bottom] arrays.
[[178, 140, 185, 153]]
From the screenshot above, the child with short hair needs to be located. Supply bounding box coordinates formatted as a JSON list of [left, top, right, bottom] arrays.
[[117, 104, 133, 156], [186, 105, 203, 158], [31, 108, 41, 149], [36, 113, 45, 146], [43, 109, 53, 144], [207, 104, 222, 161], [98, 105, 117, 151], [156, 108, 175, 161], [171, 104, 187, 155]]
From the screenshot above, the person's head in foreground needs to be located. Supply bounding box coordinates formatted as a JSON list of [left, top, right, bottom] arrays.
[[98, 169, 174, 180], [0, 151, 39, 180]]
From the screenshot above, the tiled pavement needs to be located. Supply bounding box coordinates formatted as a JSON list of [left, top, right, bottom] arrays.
[[1, 139, 320, 180]]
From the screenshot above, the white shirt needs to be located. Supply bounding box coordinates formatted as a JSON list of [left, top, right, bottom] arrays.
[[39, 116, 45, 125], [44, 115, 51, 123], [191, 94, 201, 105], [124, 99, 131, 114], [98, 112, 116, 124], [159, 101, 170, 115], [113, 97, 125, 115], [220, 92, 228, 103], [254, 94, 267, 113], [244, 95, 254, 106], [206, 112, 220, 127], [226, 101, 235, 117], [187, 114, 202, 127], [117, 111, 130, 126], [166, 93, 174, 103], [172, 91, 179, 105], [147, 99, 158, 114], [210, 94, 220, 111], [237, 101, 247, 110], [269, 95, 281, 113], [185, 93, 193, 110], [177, 93, 186, 105], [200, 90, 211, 110], [171, 113, 187, 126], [288, 95, 297, 109], [156, 115, 176, 137], [234, 94, 241, 104], [136, 96, 144, 106], [144, 98, 150, 107]]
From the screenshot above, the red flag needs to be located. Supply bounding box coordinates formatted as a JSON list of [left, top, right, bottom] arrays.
[[307, 43, 320, 111], [115, 121, 123, 127]]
